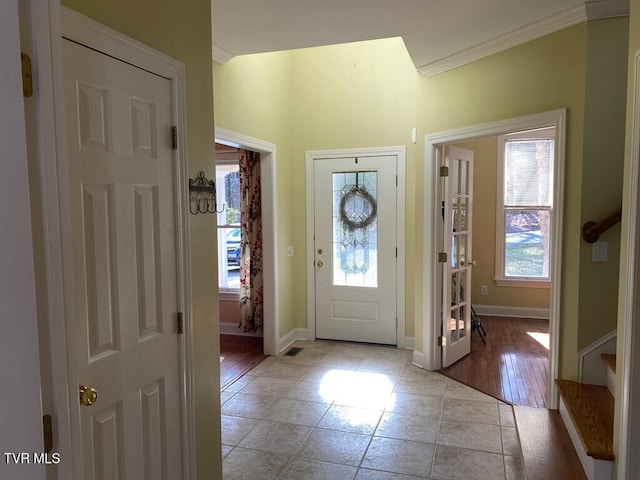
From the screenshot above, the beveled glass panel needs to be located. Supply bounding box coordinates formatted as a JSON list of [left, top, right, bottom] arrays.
[[457, 233, 466, 266], [451, 272, 458, 304], [459, 197, 467, 231], [332, 171, 378, 287]]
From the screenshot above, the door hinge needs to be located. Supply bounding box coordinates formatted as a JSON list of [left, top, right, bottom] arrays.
[[177, 312, 184, 334], [171, 126, 178, 150], [438, 252, 448, 263], [438, 336, 447, 347], [21, 53, 33, 98], [43, 415, 53, 453], [439, 166, 449, 177]]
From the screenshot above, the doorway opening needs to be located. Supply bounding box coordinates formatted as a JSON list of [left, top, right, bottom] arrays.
[[215, 128, 279, 380], [422, 110, 566, 409]]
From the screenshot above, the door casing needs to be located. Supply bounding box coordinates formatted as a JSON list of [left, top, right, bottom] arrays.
[[421, 109, 566, 409], [305, 146, 406, 348]]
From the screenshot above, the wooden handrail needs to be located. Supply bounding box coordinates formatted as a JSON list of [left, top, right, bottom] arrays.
[[582, 208, 622, 243]]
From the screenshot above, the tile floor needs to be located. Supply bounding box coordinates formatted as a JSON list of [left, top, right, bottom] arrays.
[[221, 340, 526, 480]]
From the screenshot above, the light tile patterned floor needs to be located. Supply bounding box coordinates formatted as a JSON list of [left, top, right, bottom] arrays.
[[221, 340, 526, 480]]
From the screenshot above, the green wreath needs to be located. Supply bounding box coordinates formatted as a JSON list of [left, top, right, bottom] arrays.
[[339, 185, 377, 230]]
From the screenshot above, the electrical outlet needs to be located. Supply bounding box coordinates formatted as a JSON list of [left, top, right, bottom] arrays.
[[287, 245, 294, 258], [592, 242, 608, 263], [480, 285, 488, 296]]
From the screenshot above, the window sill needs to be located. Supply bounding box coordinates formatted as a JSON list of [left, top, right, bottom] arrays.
[[494, 278, 551, 288], [219, 290, 239, 301]]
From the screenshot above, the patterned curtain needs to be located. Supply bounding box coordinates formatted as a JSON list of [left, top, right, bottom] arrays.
[[239, 149, 263, 332]]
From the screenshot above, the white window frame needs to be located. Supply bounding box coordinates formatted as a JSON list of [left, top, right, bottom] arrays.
[[494, 127, 555, 288], [215, 152, 241, 299]]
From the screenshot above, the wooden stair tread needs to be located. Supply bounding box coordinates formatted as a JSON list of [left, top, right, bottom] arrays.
[[601, 353, 616, 373], [514, 406, 587, 480], [555, 379, 614, 461]]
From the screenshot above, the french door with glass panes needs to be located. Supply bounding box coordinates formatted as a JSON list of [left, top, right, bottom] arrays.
[[441, 146, 474, 367], [313, 156, 397, 345]]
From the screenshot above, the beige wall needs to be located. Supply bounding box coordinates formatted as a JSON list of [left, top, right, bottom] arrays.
[[453, 137, 551, 310], [62, 1, 221, 478]]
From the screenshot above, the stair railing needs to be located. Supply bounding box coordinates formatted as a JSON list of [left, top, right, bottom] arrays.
[[581, 208, 622, 243]]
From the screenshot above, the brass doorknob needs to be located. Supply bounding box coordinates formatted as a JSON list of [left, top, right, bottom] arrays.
[[316, 260, 324, 268], [469, 260, 477, 267], [79, 384, 99, 407]]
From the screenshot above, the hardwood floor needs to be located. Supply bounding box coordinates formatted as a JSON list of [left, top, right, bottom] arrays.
[[219, 334, 268, 390], [514, 405, 587, 480], [440, 316, 549, 407]]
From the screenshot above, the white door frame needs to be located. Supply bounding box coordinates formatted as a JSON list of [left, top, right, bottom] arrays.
[[616, 49, 640, 480], [214, 127, 279, 356], [29, 4, 196, 478], [1, 1, 45, 478], [305, 146, 406, 348], [421, 109, 566, 408]]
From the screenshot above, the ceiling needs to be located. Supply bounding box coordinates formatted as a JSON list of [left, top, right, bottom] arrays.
[[211, 0, 628, 76]]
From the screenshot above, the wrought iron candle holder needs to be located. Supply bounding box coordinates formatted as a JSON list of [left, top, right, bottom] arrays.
[[188, 171, 225, 215]]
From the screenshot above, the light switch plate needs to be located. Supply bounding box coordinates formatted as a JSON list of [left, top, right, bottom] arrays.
[[592, 242, 607, 262]]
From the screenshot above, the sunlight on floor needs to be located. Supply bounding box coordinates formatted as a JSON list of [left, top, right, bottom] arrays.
[[527, 331, 550, 349]]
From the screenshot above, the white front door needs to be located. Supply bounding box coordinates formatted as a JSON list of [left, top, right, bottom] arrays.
[[314, 156, 397, 345], [441, 146, 474, 367], [63, 39, 183, 479]]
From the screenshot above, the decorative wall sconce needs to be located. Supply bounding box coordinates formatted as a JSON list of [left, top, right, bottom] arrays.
[[188, 171, 225, 215]]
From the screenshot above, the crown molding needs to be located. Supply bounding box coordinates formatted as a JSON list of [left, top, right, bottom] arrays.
[[585, 0, 629, 19], [213, 42, 235, 64], [418, 5, 587, 77]]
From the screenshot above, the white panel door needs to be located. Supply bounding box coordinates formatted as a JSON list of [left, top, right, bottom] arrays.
[[63, 39, 182, 479], [314, 156, 397, 345], [441, 146, 474, 368]]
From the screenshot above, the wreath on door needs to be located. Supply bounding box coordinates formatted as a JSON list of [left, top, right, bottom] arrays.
[[339, 185, 377, 230]]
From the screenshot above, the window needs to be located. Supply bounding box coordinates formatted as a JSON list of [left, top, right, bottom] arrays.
[[495, 128, 554, 287], [216, 157, 241, 293]]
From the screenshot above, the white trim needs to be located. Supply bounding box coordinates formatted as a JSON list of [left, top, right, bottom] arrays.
[[472, 305, 550, 319], [213, 42, 235, 64], [220, 322, 263, 337], [585, 0, 630, 20], [494, 278, 551, 288], [417, 6, 586, 77], [423, 109, 565, 411], [305, 146, 406, 348], [404, 337, 415, 350], [577, 330, 617, 386], [412, 350, 425, 369], [278, 328, 309, 354], [214, 127, 279, 356], [617, 50, 640, 480]]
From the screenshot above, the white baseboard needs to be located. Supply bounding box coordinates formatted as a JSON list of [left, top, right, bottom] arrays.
[[220, 322, 263, 337], [404, 337, 415, 350], [278, 328, 308, 354], [412, 350, 425, 369], [472, 304, 550, 319], [578, 330, 617, 386]]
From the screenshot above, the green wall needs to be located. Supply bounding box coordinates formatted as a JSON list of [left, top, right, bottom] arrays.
[[578, 18, 629, 350], [416, 24, 589, 377], [61, 1, 221, 478], [214, 19, 629, 383]]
